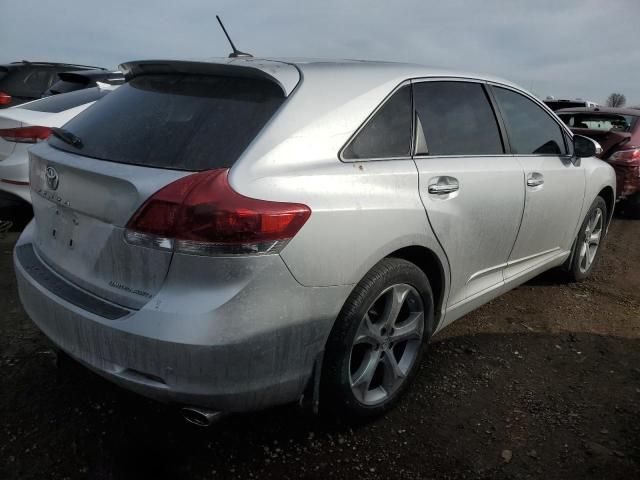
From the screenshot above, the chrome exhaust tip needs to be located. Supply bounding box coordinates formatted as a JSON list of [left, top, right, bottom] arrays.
[[180, 406, 224, 427]]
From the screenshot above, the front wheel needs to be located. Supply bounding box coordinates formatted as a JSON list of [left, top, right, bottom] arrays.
[[567, 196, 607, 282], [321, 258, 435, 418]]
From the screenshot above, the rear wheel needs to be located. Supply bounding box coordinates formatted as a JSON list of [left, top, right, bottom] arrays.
[[567, 196, 606, 282], [624, 193, 640, 219], [321, 258, 435, 418]]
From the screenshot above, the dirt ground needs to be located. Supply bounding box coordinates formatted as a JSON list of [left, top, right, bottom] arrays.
[[1, 218, 638, 480]]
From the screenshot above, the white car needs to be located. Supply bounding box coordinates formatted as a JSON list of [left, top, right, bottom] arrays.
[[0, 86, 114, 212]]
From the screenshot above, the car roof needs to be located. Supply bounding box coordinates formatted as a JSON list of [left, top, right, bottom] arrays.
[[120, 57, 526, 97], [556, 106, 640, 116], [283, 57, 522, 86]]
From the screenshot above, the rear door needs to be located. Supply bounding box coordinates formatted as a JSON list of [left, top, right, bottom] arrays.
[[412, 80, 524, 307], [491, 86, 585, 279], [28, 72, 287, 309]]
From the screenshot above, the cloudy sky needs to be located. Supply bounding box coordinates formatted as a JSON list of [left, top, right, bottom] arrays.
[[2, 0, 639, 105]]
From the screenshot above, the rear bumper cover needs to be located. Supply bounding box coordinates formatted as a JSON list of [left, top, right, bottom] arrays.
[[14, 223, 350, 412], [612, 164, 640, 199]]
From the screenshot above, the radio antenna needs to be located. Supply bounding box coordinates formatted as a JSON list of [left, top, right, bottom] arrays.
[[216, 15, 253, 58]]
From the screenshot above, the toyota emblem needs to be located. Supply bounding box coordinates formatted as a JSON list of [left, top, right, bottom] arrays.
[[45, 166, 59, 191]]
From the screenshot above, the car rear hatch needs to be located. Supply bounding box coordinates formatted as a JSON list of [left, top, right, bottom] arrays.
[[27, 59, 297, 310]]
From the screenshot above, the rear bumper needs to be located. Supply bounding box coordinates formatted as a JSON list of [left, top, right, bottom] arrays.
[[14, 223, 350, 412], [612, 164, 640, 199], [0, 143, 30, 205]]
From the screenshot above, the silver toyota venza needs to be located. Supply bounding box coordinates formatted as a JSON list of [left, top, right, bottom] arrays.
[[14, 58, 616, 423]]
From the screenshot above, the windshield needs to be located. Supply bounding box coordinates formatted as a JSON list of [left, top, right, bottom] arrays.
[[558, 113, 638, 133]]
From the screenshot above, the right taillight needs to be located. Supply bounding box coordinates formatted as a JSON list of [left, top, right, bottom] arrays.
[[125, 168, 311, 256], [608, 148, 640, 166], [0, 126, 51, 143], [0, 91, 11, 106]]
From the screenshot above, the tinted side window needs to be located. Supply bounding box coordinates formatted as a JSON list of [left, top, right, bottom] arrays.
[[24, 70, 53, 92], [413, 81, 504, 155], [342, 85, 412, 159], [494, 87, 567, 155]]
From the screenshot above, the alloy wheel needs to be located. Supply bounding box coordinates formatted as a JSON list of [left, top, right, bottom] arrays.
[[349, 283, 424, 405], [578, 206, 603, 274]]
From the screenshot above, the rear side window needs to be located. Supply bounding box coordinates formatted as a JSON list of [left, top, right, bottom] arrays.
[[493, 87, 567, 155], [49, 74, 285, 171], [24, 70, 53, 91], [342, 85, 412, 160], [413, 81, 504, 156], [21, 87, 108, 113]]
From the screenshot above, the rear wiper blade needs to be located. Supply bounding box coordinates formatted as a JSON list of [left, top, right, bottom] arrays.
[[51, 127, 83, 148]]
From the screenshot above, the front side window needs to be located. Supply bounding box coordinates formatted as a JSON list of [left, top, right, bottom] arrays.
[[413, 81, 504, 156], [342, 85, 412, 160], [493, 87, 567, 155]]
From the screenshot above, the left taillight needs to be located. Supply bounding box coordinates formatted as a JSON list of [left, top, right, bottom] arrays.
[[124, 168, 312, 256], [608, 148, 640, 166], [0, 126, 51, 143], [0, 91, 11, 106]]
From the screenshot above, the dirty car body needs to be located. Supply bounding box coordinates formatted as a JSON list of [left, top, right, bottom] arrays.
[[14, 58, 616, 416]]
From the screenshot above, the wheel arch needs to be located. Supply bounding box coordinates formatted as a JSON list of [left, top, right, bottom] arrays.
[[385, 245, 446, 325], [598, 185, 615, 230]]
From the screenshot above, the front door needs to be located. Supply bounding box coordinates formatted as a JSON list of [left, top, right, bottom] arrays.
[[412, 80, 525, 307], [490, 86, 585, 279]]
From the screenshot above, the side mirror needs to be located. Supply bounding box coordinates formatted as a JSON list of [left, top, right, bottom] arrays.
[[573, 135, 603, 158]]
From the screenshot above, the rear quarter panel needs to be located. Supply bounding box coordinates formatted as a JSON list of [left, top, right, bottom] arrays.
[[579, 157, 617, 229]]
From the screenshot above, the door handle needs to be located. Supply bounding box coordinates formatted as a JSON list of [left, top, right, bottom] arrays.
[[526, 172, 544, 187], [428, 176, 459, 195]]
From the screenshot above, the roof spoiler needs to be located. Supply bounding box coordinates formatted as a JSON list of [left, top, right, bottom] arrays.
[[118, 60, 298, 96]]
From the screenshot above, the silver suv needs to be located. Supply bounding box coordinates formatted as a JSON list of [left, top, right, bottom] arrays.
[[14, 58, 616, 424]]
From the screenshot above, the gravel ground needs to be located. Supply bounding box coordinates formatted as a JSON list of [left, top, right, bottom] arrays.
[[1, 218, 639, 480]]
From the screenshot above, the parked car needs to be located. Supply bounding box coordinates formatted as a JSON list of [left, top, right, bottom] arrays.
[[544, 97, 599, 111], [0, 61, 106, 109], [13, 59, 616, 425], [0, 86, 116, 225], [43, 69, 124, 97], [557, 107, 640, 216]]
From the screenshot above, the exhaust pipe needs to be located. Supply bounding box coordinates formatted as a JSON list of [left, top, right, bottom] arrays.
[[180, 406, 224, 427]]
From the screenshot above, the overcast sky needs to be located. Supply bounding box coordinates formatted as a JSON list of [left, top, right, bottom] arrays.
[[2, 0, 639, 105]]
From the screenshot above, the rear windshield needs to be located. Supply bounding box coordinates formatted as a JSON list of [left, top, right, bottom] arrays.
[[558, 113, 638, 133], [544, 101, 587, 111], [49, 74, 285, 171], [21, 87, 109, 113], [45, 79, 88, 95]]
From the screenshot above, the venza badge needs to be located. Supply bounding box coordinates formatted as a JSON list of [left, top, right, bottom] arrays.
[[45, 166, 59, 191]]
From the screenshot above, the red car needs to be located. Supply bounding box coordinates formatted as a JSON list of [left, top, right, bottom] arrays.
[[557, 107, 640, 217]]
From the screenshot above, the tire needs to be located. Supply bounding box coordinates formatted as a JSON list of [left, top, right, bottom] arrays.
[[321, 258, 435, 418], [624, 193, 640, 219], [566, 196, 607, 282]]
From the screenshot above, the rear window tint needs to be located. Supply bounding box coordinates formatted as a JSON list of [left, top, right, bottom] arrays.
[[342, 85, 412, 160], [45, 79, 88, 95], [21, 87, 108, 113], [0, 68, 32, 94], [49, 74, 285, 171]]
